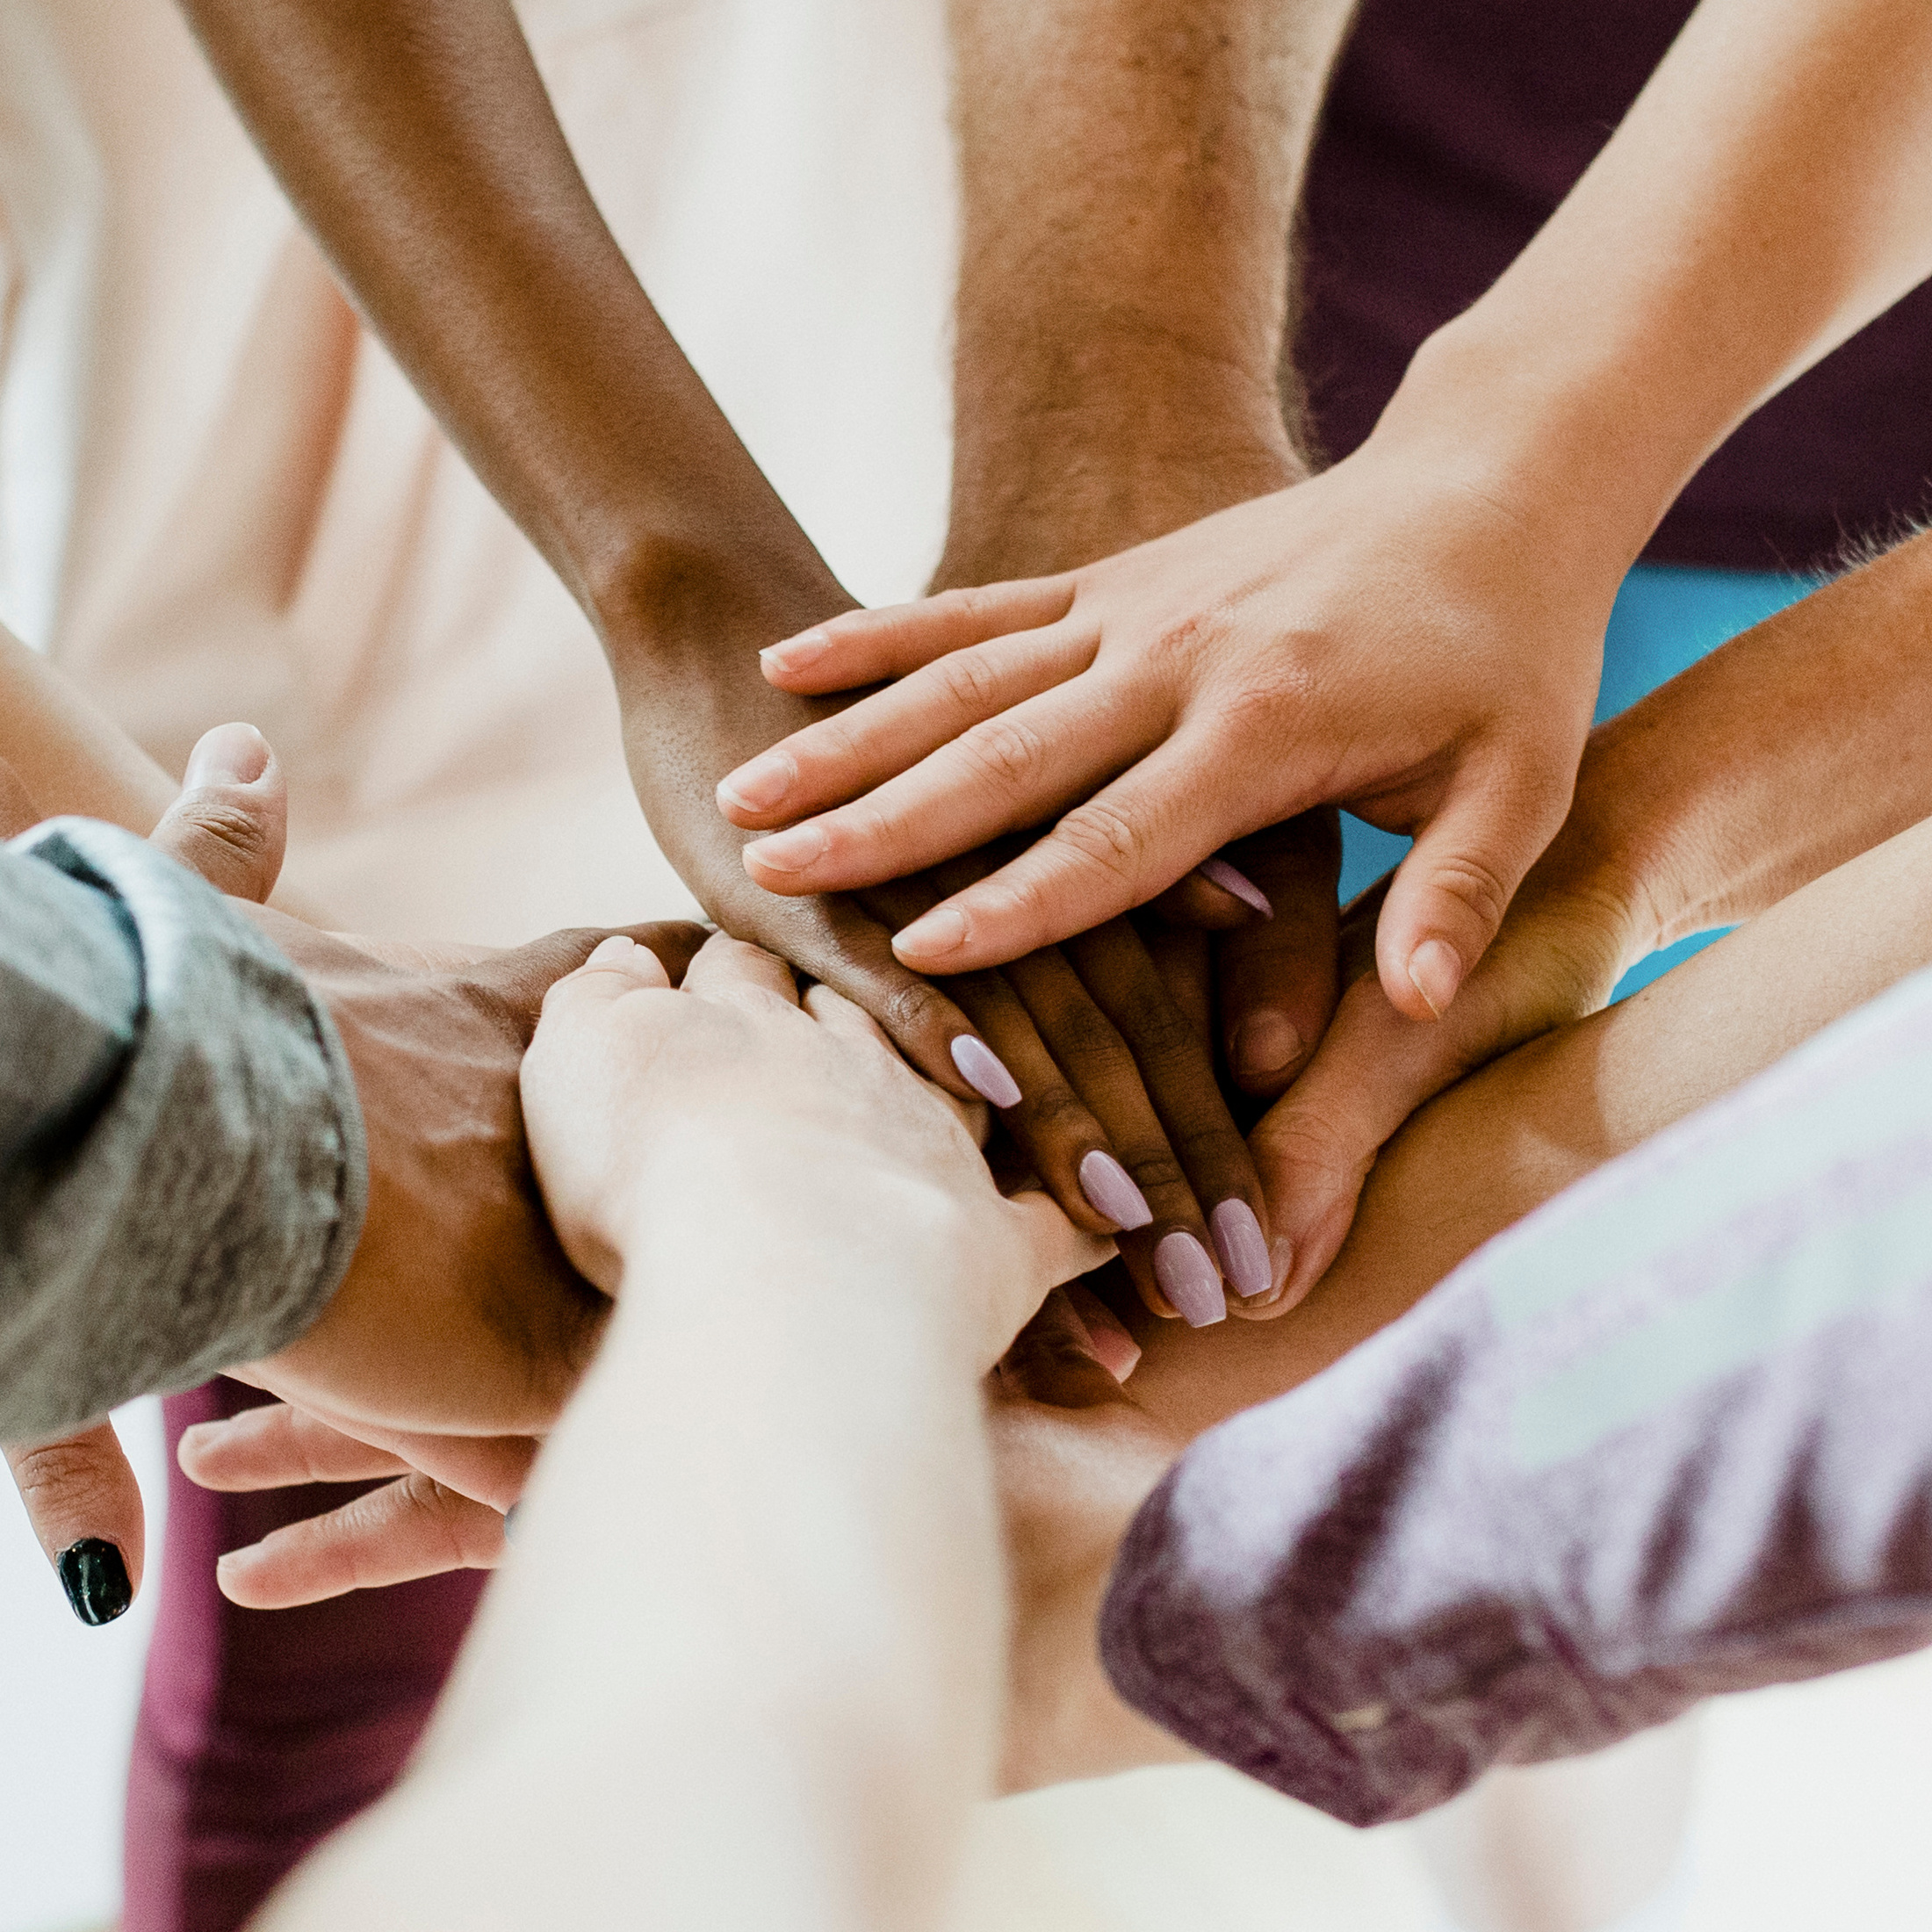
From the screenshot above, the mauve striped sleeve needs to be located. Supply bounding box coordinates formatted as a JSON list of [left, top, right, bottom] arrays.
[[1101, 967, 1932, 1826]]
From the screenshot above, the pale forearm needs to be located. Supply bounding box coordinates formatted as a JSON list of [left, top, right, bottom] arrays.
[[1561, 530, 1932, 959], [1386, 0, 1932, 575], [939, 0, 1353, 583], [0, 625, 176, 831], [264, 1143, 1007, 1932]]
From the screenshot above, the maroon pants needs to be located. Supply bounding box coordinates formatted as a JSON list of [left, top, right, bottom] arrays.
[[123, 1381, 484, 1932]]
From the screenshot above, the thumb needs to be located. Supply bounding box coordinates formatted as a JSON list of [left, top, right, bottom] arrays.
[[4, 1421, 145, 1626], [1373, 764, 1568, 1024], [152, 723, 287, 904], [539, 934, 674, 1022]]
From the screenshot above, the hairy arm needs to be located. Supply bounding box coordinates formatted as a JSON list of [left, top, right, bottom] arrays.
[[938, 0, 1354, 588]]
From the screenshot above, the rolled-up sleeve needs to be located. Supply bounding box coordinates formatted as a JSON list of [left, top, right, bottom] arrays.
[[0, 818, 365, 1440], [1100, 964, 1932, 1827]]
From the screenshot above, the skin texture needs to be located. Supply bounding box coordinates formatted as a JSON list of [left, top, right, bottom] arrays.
[[727, 0, 1932, 1034], [253, 933, 1101, 1932], [173, 0, 1278, 1285], [196, 739, 1932, 1932]]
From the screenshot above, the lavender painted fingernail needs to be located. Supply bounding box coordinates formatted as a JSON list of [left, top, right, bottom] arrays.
[[1200, 856, 1273, 919], [1078, 1150, 1154, 1230], [1155, 1232, 1226, 1328], [1210, 1200, 1274, 1299], [951, 1035, 1021, 1109]]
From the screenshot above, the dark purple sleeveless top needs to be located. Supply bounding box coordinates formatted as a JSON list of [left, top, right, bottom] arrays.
[[1300, 0, 1932, 572]]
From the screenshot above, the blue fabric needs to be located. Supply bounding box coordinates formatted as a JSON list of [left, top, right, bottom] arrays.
[[1336, 563, 1814, 999]]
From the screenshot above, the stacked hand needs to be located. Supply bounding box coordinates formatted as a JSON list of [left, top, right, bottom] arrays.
[[1, 725, 706, 1622]]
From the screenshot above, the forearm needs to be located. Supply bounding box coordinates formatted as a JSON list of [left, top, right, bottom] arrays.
[[1556, 530, 1932, 961], [178, 0, 841, 674], [939, 0, 1352, 583], [263, 1138, 1006, 1931], [0, 625, 175, 831], [1384, 0, 1932, 577]]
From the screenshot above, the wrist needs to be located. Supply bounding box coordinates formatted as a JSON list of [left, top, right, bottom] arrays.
[[1373, 311, 1704, 588], [941, 336, 1305, 587]]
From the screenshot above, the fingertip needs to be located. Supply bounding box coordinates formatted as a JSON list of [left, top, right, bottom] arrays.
[[893, 903, 970, 969], [759, 628, 833, 687], [184, 721, 271, 790], [1405, 938, 1464, 1020], [57, 1538, 135, 1626]]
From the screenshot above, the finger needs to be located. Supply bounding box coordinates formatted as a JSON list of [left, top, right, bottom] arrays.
[[151, 723, 287, 903], [800, 981, 896, 1055], [466, 919, 712, 1041], [720, 624, 1092, 829], [1215, 815, 1343, 1099], [757, 578, 1077, 692], [890, 730, 1259, 974], [742, 675, 1159, 899], [0, 758, 40, 839], [214, 1474, 507, 1610], [1374, 761, 1569, 1023], [4, 1421, 144, 1625], [1150, 855, 1277, 931], [177, 1403, 415, 1490], [537, 934, 674, 1030], [1061, 919, 1280, 1310], [679, 928, 801, 1007], [997, 1284, 1138, 1407], [1247, 969, 1491, 1314]]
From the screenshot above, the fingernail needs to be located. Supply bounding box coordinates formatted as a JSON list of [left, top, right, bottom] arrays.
[[746, 822, 828, 875], [951, 1035, 1021, 1109], [184, 721, 269, 789], [502, 1503, 522, 1545], [896, 905, 969, 960], [58, 1539, 133, 1626], [1209, 1200, 1274, 1299], [1155, 1232, 1226, 1328], [760, 629, 831, 676], [1230, 1009, 1303, 1079], [1078, 1150, 1153, 1230], [1199, 856, 1272, 919], [1079, 1304, 1143, 1382], [1408, 938, 1464, 1019], [1272, 1236, 1294, 1295], [716, 751, 797, 815]]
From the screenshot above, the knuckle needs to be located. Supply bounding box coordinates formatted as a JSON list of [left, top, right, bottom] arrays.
[[177, 798, 272, 869], [1254, 1103, 1373, 1192], [955, 714, 1047, 795], [9, 1440, 119, 1517], [1427, 850, 1513, 936], [930, 650, 1003, 717], [1049, 801, 1147, 892]]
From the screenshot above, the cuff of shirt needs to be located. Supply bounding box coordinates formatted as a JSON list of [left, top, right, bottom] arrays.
[[1, 819, 365, 1439]]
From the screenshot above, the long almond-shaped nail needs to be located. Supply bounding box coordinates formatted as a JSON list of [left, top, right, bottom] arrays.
[[746, 822, 828, 874], [1155, 1232, 1226, 1327], [1199, 856, 1273, 919], [58, 1539, 133, 1627], [717, 751, 797, 815], [1078, 1150, 1153, 1230], [950, 1035, 1021, 1108], [1210, 1200, 1274, 1298], [896, 905, 969, 960], [760, 629, 832, 676]]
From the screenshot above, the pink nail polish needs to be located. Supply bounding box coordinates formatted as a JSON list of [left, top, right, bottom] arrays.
[[1199, 856, 1272, 919], [1078, 1150, 1153, 1230], [1154, 1232, 1226, 1327], [1078, 1305, 1143, 1381], [746, 822, 828, 873], [950, 1036, 1021, 1109], [1210, 1200, 1273, 1298]]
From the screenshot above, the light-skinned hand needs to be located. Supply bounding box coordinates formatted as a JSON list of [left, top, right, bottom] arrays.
[[720, 429, 1613, 1027]]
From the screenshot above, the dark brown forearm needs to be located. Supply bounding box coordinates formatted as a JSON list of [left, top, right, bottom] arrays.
[[178, 0, 840, 666], [939, 0, 1355, 584]]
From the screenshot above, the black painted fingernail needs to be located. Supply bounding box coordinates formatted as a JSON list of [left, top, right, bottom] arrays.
[[57, 1538, 133, 1626]]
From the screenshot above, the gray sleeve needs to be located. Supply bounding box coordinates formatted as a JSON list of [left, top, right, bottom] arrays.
[[0, 818, 366, 1441], [1100, 964, 1932, 1827]]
